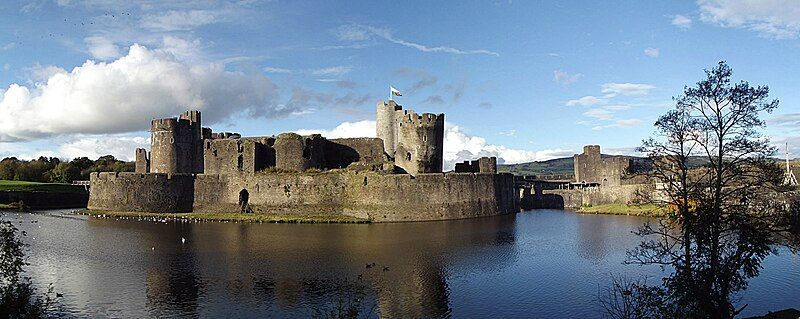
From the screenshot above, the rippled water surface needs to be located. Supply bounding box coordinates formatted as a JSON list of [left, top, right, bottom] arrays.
[[3, 209, 798, 318]]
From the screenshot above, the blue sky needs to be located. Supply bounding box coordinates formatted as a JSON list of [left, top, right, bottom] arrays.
[[1, 0, 799, 168]]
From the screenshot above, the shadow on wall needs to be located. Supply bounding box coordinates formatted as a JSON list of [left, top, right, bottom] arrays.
[[520, 191, 565, 210]]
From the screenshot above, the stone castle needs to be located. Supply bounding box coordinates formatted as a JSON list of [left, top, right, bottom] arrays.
[[88, 101, 518, 222]]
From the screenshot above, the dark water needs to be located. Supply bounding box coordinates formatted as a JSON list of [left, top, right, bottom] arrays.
[[2, 210, 798, 318]]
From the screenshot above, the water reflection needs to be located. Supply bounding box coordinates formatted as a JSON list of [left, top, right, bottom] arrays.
[[5, 210, 797, 318]]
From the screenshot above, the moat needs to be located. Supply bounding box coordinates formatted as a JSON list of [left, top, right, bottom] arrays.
[[4, 209, 799, 318]]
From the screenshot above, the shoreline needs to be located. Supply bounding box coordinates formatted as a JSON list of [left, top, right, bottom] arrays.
[[75, 209, 372, 224], [575, 203, 666, 217]]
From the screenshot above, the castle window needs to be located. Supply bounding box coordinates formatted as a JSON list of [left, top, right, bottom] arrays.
[[423, 135, 427, 142], [237, 155, 243, 170], [406, 152, 412, 161], [170, 137, 174, 144]]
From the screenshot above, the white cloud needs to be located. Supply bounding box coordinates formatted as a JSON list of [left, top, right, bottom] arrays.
[[553, 70, 583, 85], [296, 120, 376, 138], [3, 64, 10, 71], [698, 0, 800, 39], [671, 14, 693, 29], [334, 25, 371, 41], [335, 24, 500, 57], [643, 47, 660, 58], [498, 129, 517, 137], [264, 66, 293, 74], [566, 95, 603, 106], [58, 135, 149, 161], [583, 108, 614, 120], [0, 44, 282, 142], [601, 83, 655, 97], [296, 120, 573, 170], [24, 64, 67, 83], [140, 10, 221, 31], [84, 36, 121, 60], [159, 36, 203, 63], [592, 119, 643, 130], [312, 66, 352, 77]]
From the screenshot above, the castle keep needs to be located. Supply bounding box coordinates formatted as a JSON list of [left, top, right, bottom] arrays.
[[89, 101, 518, 222]]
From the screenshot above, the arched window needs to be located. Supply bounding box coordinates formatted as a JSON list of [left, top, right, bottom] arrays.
[[406, 152, 412, 161]]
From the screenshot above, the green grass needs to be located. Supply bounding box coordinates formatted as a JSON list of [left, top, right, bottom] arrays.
[[578, 203, 665, 217], [0, 180, 87, 194], [76, 210, 371, 224]]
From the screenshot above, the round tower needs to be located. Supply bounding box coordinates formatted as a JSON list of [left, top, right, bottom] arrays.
[[394, 112, 445, 175], [376, 100, 401, 158]]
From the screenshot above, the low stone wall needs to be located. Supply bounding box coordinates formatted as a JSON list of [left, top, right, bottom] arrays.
[[344, 172, 517, 222], [0, 191, 89, 209], [87, 172, 195, 213], [521, 184, 648, 210], [193, 171, 518, 222]]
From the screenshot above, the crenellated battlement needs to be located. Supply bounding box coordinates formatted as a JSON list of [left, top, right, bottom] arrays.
[[91, 171, 193, 182], [400, 112, 445, 126], [150, 118, 180, 131]]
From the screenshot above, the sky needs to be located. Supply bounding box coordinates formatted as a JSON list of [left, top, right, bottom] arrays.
[[1, 0, 799, 169]]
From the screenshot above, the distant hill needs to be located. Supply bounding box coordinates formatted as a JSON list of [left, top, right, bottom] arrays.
[[498, 154, 712, 176], [498, 157, 574, 176]]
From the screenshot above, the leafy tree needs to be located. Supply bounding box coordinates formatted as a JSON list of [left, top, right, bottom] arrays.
[[45, 163, 81, 184], [604, 62, 795, 318]]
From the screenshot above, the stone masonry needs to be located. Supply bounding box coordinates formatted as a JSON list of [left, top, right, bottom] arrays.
[[91, 100, 518, 222]]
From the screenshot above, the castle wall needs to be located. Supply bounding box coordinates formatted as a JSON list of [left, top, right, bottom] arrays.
[[394, 112, 444, 175], [87, 172, 195, 212], [192, 171, 518, 222]]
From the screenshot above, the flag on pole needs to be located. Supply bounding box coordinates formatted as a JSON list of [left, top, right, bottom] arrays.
[[390, 86, 402, 97]]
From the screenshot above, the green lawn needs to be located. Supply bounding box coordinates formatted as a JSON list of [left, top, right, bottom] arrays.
[[0, 180, 87, 194], [77, 210, 371, 224], [578, 203, 665, 217]]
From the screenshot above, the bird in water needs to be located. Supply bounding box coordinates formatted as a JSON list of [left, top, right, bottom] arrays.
[[181, 237, 186, 244]]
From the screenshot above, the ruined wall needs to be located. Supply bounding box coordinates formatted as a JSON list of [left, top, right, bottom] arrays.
[[193, 171, 518, 222], [179, 111, 204, 173], [273, 133, 326, 172], [87, 172, 195, 212], [455, 157, 497, 173], [135, 148, 150, 173], [394, 112, 445, 175], [573, 145, 632, 186], [326, 138, 388, 171], [204, 137, 276, 175]]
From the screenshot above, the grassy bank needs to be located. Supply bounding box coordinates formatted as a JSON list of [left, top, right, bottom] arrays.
[[76, 210, 371, 224], [578, 203, 665, 217], [0, 180, 87, 194]]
